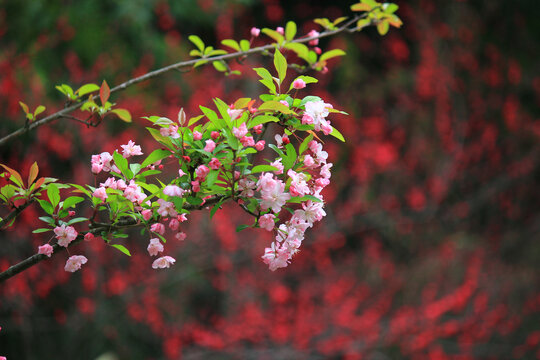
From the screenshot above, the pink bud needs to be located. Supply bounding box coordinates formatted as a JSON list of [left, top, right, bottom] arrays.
[[292, 79, 306, 89], [251, 27, 261, 37], [84, 233, 95, 242], [142, 209, 153, 221], [211, 131, 220, 139], [276, 27, 284, 35], [255, 140, 265, 151], [193, 131, 202, 141]]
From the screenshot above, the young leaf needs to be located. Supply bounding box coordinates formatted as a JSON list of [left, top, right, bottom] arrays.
[[261, 28, 284, 44], [111, 109, 132, 123], [239, 39, 250, 52], [0, 164, 24, 188], [28, 162, 39, 186], [34, 105, 46, 117], [251, 165, 279, 174], [37, 199, 54, 215], [253, 68, 277, 94], [188, 35, 205, 52], [236, 224, 250, 232], [113, 151, 128, 177], [377, 20, 389, 35], [299, 133, 314, 155], [319, 49, 346, 63], [32, 228, 51, 234], [329, 126, 346, 142], [47, 183, 60, 208], [285, 21, 297, 41], [274, 49, 287, 84], [19, 101, 29, 114], [212, 60, 227, 72], [140, 149, 172, 168], [62, 196, 84, 209], [221, 39, 240, 51], [76, 83, 100, 97], [111, 244, 131, 256], [100, 80, 110, 105]]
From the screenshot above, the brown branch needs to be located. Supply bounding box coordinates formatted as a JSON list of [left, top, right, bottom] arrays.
[[0, 12, 371, 147], [0, 198, 35, 229], [0, 194, 227, 283]]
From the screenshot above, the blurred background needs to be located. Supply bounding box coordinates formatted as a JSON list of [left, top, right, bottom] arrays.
[[0, 0, 539, 359]]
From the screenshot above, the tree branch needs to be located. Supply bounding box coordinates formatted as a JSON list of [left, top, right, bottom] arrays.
[[0, 198, 35, 229], [0, 194, 227, 283], [0, 13, 370, 147]]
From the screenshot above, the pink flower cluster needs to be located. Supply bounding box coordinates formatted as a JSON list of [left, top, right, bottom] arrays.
[[302, 100, 334, 135], [260, 139, 333, 271]]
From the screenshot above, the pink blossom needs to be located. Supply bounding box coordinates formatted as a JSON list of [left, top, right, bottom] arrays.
[[157, 199, 177, 217], [141, 209, 153, 221], [279, 100, 289, 107], [175, 232, 187, 241], [303, 154, 315, 168], [253, 124, 263, 134], [38, 244, 53, 257], [288, 169, 310, 197], [238, 178, 256, 198], [261, 242, 289, 271], [163, 185, 185, 197], [251, 27, 261, 37], [204, 139, 216, 152], [211, 131, 220, 139], [320, 163, 333, 179], [152, 256, 176, 269], [191, 180, 200, 192], [178, 169, 186, 177], [64, 255, 88, 272], [276, 26, 284, 35], [93, 187, 108, 203], [294, 200, 326, 226], [84, 233, 94, 242], [292, 78, 306, 89], [121, 140, 143, 158], [147, 238, 164, 256], [240, 136, 255, 147], [54, 224, 78, 247], [91, 155, 103, 174], [193, 131, 203, 140], [123, 180, 147, 204], [150, 223, 166, 235], [209, 157, 221, 170], [302, 113, 314, 125], [259, 214, 275, 231], [178, 214, 188, 222], [232, 122, 248, 139], [195, 165, 210, 180], [228, 108, 244, 121], [258, 173, 290, 213], [255, 140, 265, 151], [160, 124, 180, 139], [270, 159, 284, 174], [308, 30, 320, 46], [169, 218, 179, 231], [304, 100, 332, 132]]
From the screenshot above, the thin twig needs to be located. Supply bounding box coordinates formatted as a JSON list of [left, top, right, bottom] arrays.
[[0, 13, 370, 147], [0, 198, 35, 229]]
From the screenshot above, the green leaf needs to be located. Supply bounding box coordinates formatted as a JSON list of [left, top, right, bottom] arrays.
[[62, 196, 84, 209], [261, 28, 284, 43], [377, 21, 389, 35], [283, 143, 297, 170], [285, 21, 297, 41], [38, 216, 56, 226], [130, 163, 142, 176], [47, 183, 60, 208], [249, 115, 280, 128], [239, 39, 250, 52], [300, 96, 322, 106], [213, 60, 227, 72], [288, 194, 323, 203], [111, 109, 132, 123], [319, 49, 346, 63], [299, 133, 314, 155], [284, 42, 310, 63], [329, 126, 345, 142], [221, 39, 240, 51], [76, 83, 100, 97], [113, 151, 128, 177], [273, 49, 287, 84], [258, 101, 295, 115], [111, 244, 131, 256], [146, 127, 175, 150], [32, 228, 51, 234], [385, 3, 399, 13], [19, 101, 29, 114], [188, 35, 205, 52], [351, 3, 372, 11], [188, 115, 204, 127], [236, 224, 250, 232], [34, 105, 46, 117], [37, 199, 54, 215], [186, 196, 204, 206], [67, 217, 88, 225], [251, 165, 279, 174], [253, 68, 276, 94]]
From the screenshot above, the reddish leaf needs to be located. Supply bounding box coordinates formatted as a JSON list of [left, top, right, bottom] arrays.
[[0, 164, 24, 188], [28, 162, 39, 186], [100, 80, 110, 105]]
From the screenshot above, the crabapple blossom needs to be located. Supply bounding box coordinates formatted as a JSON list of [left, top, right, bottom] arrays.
[[258, 173, 290, 213], [261, 242, 289, 271], [276, 26, 284, 35], [147, 238, 164, 256], [54, 224, 78, 247], [240, 136, 255, 147], [93, 187, 107, 202], [292, 79, 306, 89], [191, 180, 200, 192], [250, 27, 260, 37], [195, 165, 210, 180], [169, 218, 179, 231], [163, 185, 185, 197], [160, 124, 180, 138], [209, 157, 221, 170], [253, 124, 263, 134], [121, 140, 143, 158], [204, 139, 216, 152], [228, 108, 243, 120], [193, 131, 202, 140], [38, 244, 53, 257], [238, 178, 256, 198], [259, 214, 275, 231], [255, 140, 265, 151], [211, 131, 220, 139], [308, 30, 320, 46], [84, 233, 94, 242], [157, 199, 177, 217], [152, 256, 176, 269], [304, 100, 333, 133], [150, 223, 165, 235], [232, 122, 248, 139], [64, 255, 88, 272], [270, 159, 284, 174], [141, 209, 153, 221], [175, 232, 187, 241]]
